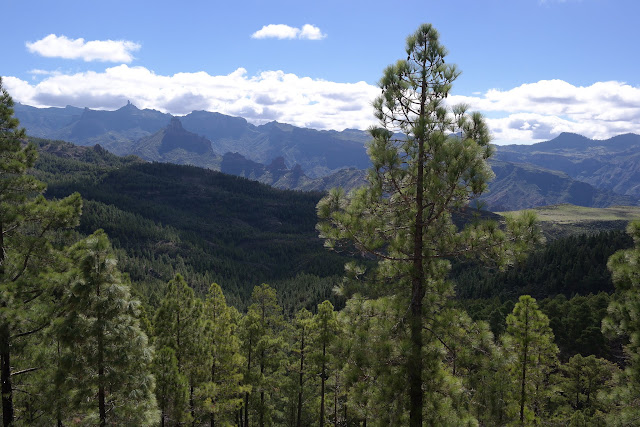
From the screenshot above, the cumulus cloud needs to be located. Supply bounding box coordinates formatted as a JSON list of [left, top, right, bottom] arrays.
[[299, 24, 326, 40], [448, 80, 640, 143], [26, 34, 141, 63], [3, 66, 378, 130], [4, 67, 640, 143], [251, 24, 326, 40]]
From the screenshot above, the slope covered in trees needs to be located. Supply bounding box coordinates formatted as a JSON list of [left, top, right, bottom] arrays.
[[31, 137, 350, 308], [5, 23, 640, 426]]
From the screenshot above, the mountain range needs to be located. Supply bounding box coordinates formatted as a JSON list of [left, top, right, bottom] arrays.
[[15, 102, 371, 178], [494, 132, 640, 198], [14, 103, 640, 211]]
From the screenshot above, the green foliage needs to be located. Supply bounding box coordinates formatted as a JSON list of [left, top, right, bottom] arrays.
[[503, 295, 559, 424], [32, 140, 351, 309], [198, 282, 246, 425], [601, 220, 640, 424], [54, 230, 158, 425], [552, 354, 618, 422], [282, 308, 315, 427], [240, 284, 285, 426], [317, 23, 540, 426], [153, 274, 206, 421], [312, 301, 339, 427], [455, 229, 631, 301], [0, 77, 83, 425], [153, 346, 191, 426]]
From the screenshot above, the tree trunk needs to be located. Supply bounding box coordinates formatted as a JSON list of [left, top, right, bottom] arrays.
[[1, 326, 13, 427], [97, 285, 106, 427], [190, 384, 195, 426], [296, 330, 304, 427], [0, 222, 13, 427], [333, 370, 338, 427], [408, 48, 428, 427], [320, 342, 327, 427], [244, 335, 252, 427], [211, 358, 216, 427], [408, 142, 425, 423], [520, 307, 529, 424], [259, 348, 265, 427]]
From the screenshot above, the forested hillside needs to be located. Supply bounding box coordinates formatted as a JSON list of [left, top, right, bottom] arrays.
[[31, 137, 350, 309], [3, 22, 640, 427]]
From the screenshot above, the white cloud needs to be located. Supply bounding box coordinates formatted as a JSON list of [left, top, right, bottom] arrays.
[[448, 79, 640, 143], [5, 67, 640, 143], [299, 24, 326, 40], [3, 66, 378, 131], [251, 24, 326, 40], [26, 34, 141, 63]]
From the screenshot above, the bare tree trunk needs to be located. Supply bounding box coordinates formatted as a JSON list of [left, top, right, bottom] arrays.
[[320, 342, 327, 427], [296, 330, 304, 427], [409, 74, 427, 427], [1, 327, 13, 427], [520, 306, 529, 424]]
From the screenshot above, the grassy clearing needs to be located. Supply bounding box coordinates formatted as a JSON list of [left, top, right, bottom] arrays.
[[498, 204, 640, 223], [497, 204, 640, 239]]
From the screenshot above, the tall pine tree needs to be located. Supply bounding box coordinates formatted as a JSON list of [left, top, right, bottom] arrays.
[[0, 77, 82, 426], [198, 282, 246, 426], [154, 274, 207, 423], [602, 220, 640, 424], [55, 230, 158, 425], [503, 295, 558, 424], [317, 23, 539, 426]]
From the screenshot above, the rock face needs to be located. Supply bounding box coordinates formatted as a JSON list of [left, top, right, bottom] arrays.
[[128, 117, 222, 170], [158, 118, 211, 155]]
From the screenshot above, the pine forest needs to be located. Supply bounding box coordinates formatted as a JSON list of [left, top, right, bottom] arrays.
[[2, 23, 640, 426]]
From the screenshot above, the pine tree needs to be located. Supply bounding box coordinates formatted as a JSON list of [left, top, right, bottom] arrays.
[[154, 274, 207, 423], [503, 295, 558, 424], [312, 301, 339, 427], [601, 220, 640, 424], [240, 284, 284, 427], [0, 77, 82, 426], [153, 346, 190, 426], [317, 23, 539, 426], [288, 308, 314, 427], [198, 282, 245, 426], [55, 230, 158, 425], [555, 354, 617, 421]]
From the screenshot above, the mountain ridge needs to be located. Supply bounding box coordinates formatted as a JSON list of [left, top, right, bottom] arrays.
[[14, 102, 640, 210]]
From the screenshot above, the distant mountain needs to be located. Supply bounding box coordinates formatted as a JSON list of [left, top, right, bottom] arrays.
[[15, 103, 640, 210], [89, 115, 365, 192], [495, 132, 640, 198], [124, 117, 222, 170], [481, 160, 638, 211], [15, 103, 371, 178], [13, 104, 84, 136]]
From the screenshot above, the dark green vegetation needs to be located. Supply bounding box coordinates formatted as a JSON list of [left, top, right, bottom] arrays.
[[31, 136, 348, 309], [5, 24, 640, 426]]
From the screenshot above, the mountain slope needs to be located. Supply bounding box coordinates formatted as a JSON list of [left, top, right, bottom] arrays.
[[126, 117, 222, 169], [15, 103, 371, 178], [482, 160, 638, 211], [495, 132, 640, 197], [31, 137, 350, 307]]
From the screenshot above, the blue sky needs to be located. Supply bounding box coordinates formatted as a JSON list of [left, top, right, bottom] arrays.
[[3, 0, 639, 144]]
